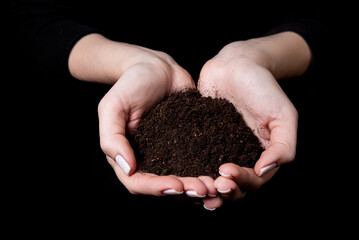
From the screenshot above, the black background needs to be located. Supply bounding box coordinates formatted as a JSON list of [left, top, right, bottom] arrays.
[[4, 1, 354, 236]]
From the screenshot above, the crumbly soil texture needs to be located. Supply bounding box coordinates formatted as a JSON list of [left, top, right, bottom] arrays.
[[131, 89, 263, 179]]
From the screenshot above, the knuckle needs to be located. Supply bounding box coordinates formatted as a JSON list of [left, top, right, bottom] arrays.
[[219, 41, 243, 54], [97, 96, 108, 115], [277, 141, 296, 163], [200, 59, 228, 80], [154, 50, 174, 63], [127, 189, 138, 195], [99, 137, 112, 154], [198, 59, 229, 96]]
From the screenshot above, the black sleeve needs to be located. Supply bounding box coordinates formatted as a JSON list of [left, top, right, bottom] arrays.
[[265, 9, 330, 68], [12, 0, 102, 78]]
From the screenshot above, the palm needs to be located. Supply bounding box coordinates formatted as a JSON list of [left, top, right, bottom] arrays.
[[98, 57, 222, 198], [198, 58, 297, 177], [109, 63, 174, 134]]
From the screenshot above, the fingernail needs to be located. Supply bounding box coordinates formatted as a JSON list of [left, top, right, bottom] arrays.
[[203, 204, 216, 211], [219, 171, 232, 178], [115, 155, 131, 176], [259, 163, 277, 176], [217, 189, 232, 194], [163, 189, 184, 195], [185, 191, 206, 198]]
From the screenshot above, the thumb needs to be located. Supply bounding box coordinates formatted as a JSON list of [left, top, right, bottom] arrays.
[[100, 134, 136, 176], [98, 90, 137, 176], [254, 118, 297, 176], [254, 142, 293, 176]]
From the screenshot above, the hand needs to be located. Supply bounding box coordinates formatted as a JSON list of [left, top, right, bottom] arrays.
[[69, 34, 221, 199], [96, 43, 218, 197], [198, 40, 298, 209]]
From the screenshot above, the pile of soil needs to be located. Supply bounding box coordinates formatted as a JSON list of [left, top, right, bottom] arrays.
[[131, 89, 263, 179]]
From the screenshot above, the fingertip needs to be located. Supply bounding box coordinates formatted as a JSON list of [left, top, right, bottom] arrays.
[[115, 155, 131, 176], [218, 162, 239, 178], [101, 134, 137, 176], [198, 176, 217, 197], [214, 176, 245, 200], [179, 177, 208, 198], [115, 152, 137, 176], [254, 154, 280, 179], [219, 170, 233, 178], [162, 189, 184, 195], [254, 141, 294, 176], [257, 163, 277, 177], [163, 175, 185, 193], [214, 176, 237, 193], [260, 142, 296, 166], [203, 196, 223, 211]]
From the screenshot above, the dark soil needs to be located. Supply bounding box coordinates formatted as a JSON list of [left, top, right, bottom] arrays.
[[131, 89, 263, 179]]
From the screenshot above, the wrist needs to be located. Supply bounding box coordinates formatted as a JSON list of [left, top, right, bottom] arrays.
[[68, 34, 143, 84], [68, 34, 176, 85], [219, 32, 311, 79], [218, 40, 273, 72]]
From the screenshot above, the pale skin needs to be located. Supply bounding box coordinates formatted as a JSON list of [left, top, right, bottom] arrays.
[[69, 31, 311, 210]]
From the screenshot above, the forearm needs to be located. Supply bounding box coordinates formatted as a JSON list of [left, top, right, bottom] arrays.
[[68, 34, 137, 84], [224, 32, 312, 79]]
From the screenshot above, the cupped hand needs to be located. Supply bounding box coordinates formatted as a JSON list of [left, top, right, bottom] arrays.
[[197, 42, 298, 208], [98, 47, 213, 197]]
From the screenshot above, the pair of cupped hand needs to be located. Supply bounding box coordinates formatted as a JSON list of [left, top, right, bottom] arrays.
[[97, 42, 298, 210]]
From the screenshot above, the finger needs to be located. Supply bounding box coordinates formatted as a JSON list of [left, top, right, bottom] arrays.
[[203, 196, 223, 211], [98, 88, 137, 175], [102, 134, 136, 176], [198, 176, 218, 197], [255, 143, 288, 177], [255, 115, 297, 176], [108, 156, 184, 196], [219, 163, 277, 191], [214, 176, 246, 200], [177, 177, 207, 198]]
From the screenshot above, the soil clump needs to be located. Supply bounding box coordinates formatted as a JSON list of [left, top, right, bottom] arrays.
[[132, 89, 263, 178]]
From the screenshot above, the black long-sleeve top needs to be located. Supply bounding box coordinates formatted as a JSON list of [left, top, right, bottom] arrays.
[[12, 0, 329, 79]]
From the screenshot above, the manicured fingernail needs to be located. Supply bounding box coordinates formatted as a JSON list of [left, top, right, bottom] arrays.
[[217, 189, 232, 194], [185, 191, 206, 198], [259, 163, 277, 176], [219, 171, 232, 178], [163, 189, 184, 195], [203, 204, 216, 211], [115, 155, 131, 175]]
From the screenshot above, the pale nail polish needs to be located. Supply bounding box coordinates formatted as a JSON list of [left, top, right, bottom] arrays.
[[203, 204, 216, 211], [219, 171, 232, 178], [217, 188, 232, 194], [259, 163, 277, 176], [163, 189, 184, 195], [115, 155, 131, 176], [185, 191, 206, 198]]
